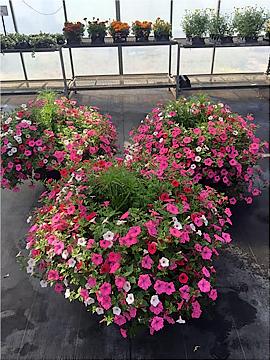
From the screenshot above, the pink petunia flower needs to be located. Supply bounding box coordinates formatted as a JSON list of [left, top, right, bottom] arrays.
[[151, 316, 164, 332], [138, 274, 152, 290], [198, 278, 211, 293]]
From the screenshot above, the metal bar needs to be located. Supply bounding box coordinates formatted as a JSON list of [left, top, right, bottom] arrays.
[[1, 16, 7, 35], [176, 42, 181, 98], [115, 1, 124, 76], [9, 0, 28, 82], [59, 47, 68, 96], [210, 0, 221, 75], [168, 0, 173, 76], [62, 0, 75, 79]]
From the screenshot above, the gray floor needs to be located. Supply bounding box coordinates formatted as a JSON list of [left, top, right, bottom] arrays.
[[1, 88, 269, 359]]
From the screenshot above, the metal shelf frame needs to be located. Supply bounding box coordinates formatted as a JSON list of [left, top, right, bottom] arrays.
[[1, 0, 269, 97]]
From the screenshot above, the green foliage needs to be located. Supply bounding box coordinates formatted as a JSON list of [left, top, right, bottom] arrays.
[[182, 9, 210, 38], [232, 6, 269, 38], [208, 11, 233, 38], [164, 95, 211, 127], [153, 18, 172, 37], [92, 165, 162, 212], [86, 18, 108, 37], [30, 91, 59, 132]]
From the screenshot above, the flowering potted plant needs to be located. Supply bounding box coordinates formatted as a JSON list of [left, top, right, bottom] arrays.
[[132, 21, 152, 42], [128, 96, 268, 206], [20, 157, 232, 337], [108, 21, 130, 43], [85, 17, 108, 44], [153, 18, 172, 42], [263, 18, 270, 41], [1, 92, 117, 191], [208, 11, 234, 43], [63, 21, 85, 44], [232, 6, 269, 42], [182, 9, 209, 45]]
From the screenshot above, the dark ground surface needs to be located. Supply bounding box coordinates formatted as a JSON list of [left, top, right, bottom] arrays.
[[1, 88, 269, 360]]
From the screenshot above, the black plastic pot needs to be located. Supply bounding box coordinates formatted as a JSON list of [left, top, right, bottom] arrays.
[[14, 41, 30, 49], [65, 34, 82, 45], [190, 36, 205, 46], [220, 36, 233, 44], [243, 36, 258, 43], [90, 34, 105, 44], [154, 33, 170, 42], [135, 35, 149, 42], [113, 33, 127, 43], [35, 167, 61, 181]]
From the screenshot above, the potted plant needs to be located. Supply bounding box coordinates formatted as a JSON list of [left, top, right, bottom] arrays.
[[86, 17, 108, 44], [182, 9, 209, 45], [132, 20, 152, 42], [128, 96, 268, 205], [11, 33, 31, 49], [108, 20, 130, 43], [29, 32, 57, 49], [53, 33, 65, 45], [0, 34, 16, 50], [232, 6, 268, 42], [153, 18, 172, 41], [21, 156, 232, 338], [1, 92, 117, 191], [63, 21, 85, 44], [263, 18, 270, 41], [208, 11, 234, 43]]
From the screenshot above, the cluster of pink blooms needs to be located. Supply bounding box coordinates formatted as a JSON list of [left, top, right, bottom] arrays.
[[1, 97, 117, 190], [24, 158, 232, 337], [127, 99, 268, 205]]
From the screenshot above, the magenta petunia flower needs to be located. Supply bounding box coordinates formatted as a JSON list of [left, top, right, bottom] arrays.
[[198, 278, 211, 293], [138, 274, 152, 290], [151, 316, 164, 332]]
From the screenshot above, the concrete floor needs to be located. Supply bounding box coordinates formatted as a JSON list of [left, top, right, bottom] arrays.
[[1, 88, 269, 359]]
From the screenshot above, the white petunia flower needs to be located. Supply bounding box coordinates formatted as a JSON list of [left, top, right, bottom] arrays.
[[103, 231, 114, 241], [96, 307, 104, 315], [116, 220, 126, 225], [190, 223, 196, 232], [172, 217, 178, 223], [126, 293, 134, 305], [78, 237, 86, 246], [176, 316, 186, 324], [233, 130, 238, 136], [62, 250, 69, 259], [27, 258, 35, 267], [84, 297, 95, 306], [63, 278, 69, 287], [174, 222, 182, 230], [40, 280, 48, 288], [196, 230, 202, 236], [65, 288, 71, 298], [43, 159, 48, 164], [195, 156, 201, 162], [11, 147, 17, 153], [150, 295, 160, 307], [67, 258, 76, 268], [123, 281, 131, 292], [75, 175, 82, 181], [208, 116, 213, 120], [190, 164, 196, 170], [77, 149, 83, 155], [143, 249, 149, 255], [7, 150, 12, 157], [196, 146, 202, 152], [26, 265, 34, 274], [113, 306, 121, 315], [159, 257, 169, 267], [26, 216, 32, 224], [218, 117, 223, 122]]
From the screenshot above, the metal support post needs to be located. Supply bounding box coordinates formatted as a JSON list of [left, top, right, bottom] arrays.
[[62, 0, 75, 79], [176, 42, 181, 98], [168, 0, 173, 76], [9, 0, 28, 82], [115, 0, 124, 76], [59, 47, 68, 96], [1, 16, 7, 35], [210, 0, 221, 76]]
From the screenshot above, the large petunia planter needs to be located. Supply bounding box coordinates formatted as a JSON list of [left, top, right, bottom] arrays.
[[113, 33, 128, 43]]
